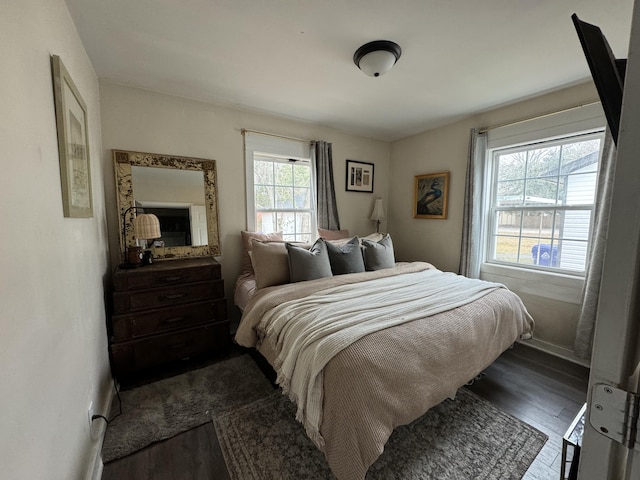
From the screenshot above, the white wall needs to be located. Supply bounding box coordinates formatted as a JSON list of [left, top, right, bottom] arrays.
[[99, 82, 390, 314], [388, 82, 599, 357], [0, 1, 111, 478]]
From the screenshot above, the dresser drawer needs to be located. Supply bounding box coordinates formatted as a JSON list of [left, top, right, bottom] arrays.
[[111, 299, 227, 341], [113, 263, 220, 291], [113, 280, 224, 314], [110, 322, 230, 375]]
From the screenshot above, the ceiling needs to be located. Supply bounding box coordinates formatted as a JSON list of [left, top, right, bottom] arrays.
[[65, 0, 634, 142]]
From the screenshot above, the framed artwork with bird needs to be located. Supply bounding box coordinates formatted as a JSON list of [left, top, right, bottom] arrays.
[[414, 172, 449, 219]]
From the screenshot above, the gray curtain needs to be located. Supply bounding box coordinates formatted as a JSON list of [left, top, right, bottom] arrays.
[[573, 130, 617, 360], [458, 128, 487, 278], [314, 140, 341, 230]]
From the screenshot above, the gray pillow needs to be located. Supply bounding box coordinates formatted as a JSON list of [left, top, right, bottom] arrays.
[[362, 234, 395, 271], [286, 239, 333, 282], [325, 237, 365, 275]]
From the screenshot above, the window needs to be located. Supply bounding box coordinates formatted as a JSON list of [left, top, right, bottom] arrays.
[[253, 154, 314, 241], [486, 131, 604, 275], [244, 132, 316, 241]]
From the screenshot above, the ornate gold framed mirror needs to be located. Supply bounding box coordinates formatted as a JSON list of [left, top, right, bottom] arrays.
[[114, 149, 221, 260]]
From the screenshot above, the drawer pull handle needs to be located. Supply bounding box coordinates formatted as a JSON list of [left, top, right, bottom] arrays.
[[162, 275, 184, 282], [163, 316, 185, 324], [160, 293, 187, 301]]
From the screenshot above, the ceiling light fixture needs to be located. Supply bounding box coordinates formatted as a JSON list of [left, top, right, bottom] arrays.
[[353, 40, 402, 77]]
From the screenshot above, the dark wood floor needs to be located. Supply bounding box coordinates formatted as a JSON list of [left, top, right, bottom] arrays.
[[101, 343, 589, 480]]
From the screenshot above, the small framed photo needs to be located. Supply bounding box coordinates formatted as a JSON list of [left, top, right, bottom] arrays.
[[51, 55, 93, 218], [414, 172, 450, 219], [345, 160, 374, 193]]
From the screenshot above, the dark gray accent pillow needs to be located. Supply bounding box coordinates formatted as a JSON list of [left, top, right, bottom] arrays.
[[325, 237, 365, 275], [362, 234, 395, 271], [286, 239, 333, 282]]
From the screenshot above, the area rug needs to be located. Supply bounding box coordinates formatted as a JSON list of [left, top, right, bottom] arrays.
[[214, 388, 547, 480], [102, 354, 275, 463]]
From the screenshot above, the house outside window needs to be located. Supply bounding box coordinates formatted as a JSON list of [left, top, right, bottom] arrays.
[[244, 132, 316, 241], [486, 132, 604, 275]]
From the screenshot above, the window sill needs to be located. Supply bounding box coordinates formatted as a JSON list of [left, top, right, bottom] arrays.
[[480, 263, 584, 304]]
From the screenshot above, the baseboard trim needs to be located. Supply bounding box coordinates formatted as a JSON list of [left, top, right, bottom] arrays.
[[86, 378, 117, 480], [518, 337, 591, 368]]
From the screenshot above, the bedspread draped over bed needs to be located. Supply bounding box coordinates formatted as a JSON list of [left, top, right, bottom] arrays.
[[235, 262, 534, 480]]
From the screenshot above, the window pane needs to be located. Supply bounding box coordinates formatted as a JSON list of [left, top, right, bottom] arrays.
[[559, 139, 600, 205], [564, 171, 597, 205], [497, 152, 526, 181], [256, 211, 276, 233], [296, 212, 311, 237], [275, 186, 294, 209], [496, 210, 522, 235], [558, 240, 588, 271], [493, 235, 522, 263], [557, 209, 592, 241], [275, 163, 293, 186], [276, 211, 296, 235], [254, 160, 273, 185], [294, 187, 310, 209], [255, 185, 273, 209], [496, 180, 524, 206], [560, 139, 601, 167], [293, 163, 311, 187], [521, 210, 555, 239], [525, 178, 558, 205], [530, 241, 557, 267], [526, 146, 560, 178]]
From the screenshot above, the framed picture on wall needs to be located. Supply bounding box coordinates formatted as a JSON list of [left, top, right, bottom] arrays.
[[345, 160, 374, 192], [51, 54, 93, 218], [414, 172, 450, 219]]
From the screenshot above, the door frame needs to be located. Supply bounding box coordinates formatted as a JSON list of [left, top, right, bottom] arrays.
[[578, 2, 640, 478]]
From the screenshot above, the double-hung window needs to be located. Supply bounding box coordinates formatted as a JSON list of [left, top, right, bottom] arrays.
[[483, 104, 606, 278], [487, 132, 603, 274], [244, 132, 316, 242]]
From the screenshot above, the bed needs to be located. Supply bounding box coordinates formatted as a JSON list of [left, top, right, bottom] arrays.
[[234, 232, 534, 480]]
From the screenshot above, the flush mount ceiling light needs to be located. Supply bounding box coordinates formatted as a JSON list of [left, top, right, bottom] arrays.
[[353, 40, 402, 77]]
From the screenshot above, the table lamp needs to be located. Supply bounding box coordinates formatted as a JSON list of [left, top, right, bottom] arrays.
[[121, 207, 161, 266], [369, 198, 385, 233]]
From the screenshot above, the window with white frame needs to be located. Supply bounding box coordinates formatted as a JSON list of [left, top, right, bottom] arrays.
[[244, 132, 316, 242], [486, 130, 604, 275]]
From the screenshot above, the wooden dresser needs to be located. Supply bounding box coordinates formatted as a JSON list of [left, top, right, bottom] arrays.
[[109, 257, 229, 379]]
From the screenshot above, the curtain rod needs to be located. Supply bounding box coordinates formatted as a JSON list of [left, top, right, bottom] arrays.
[[241, 128, 315, 144], [477, 100, 600, 134]]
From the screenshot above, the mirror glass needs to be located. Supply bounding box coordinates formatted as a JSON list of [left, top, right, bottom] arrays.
[[131, 166, 208, 247], [114, 150, 221, 260]]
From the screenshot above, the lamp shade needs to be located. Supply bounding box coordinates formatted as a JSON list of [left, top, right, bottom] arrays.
[[354, 40, 402, 77], [369, 198, 385, 221], [134, 213, 161, 240]]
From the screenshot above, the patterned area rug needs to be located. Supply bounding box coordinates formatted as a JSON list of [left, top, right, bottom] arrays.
[[102, 354, 275, 463], [214, 388, 547, 480]]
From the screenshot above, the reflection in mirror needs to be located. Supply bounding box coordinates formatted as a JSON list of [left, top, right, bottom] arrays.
[[131, 166, 208, 247], [114, 150, 221, 260]]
